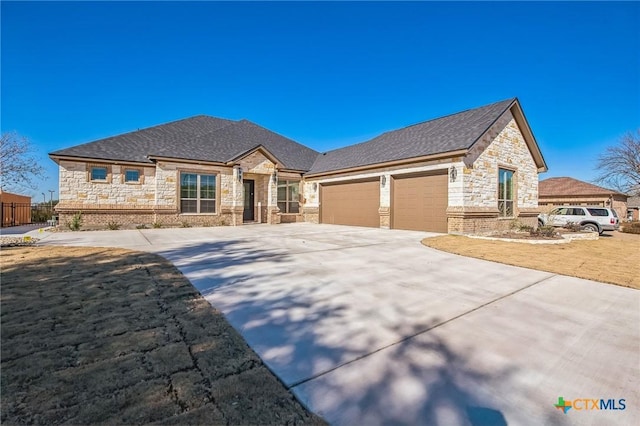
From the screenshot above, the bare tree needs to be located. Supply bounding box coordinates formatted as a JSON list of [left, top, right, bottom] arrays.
[[0, 132, 46, 192], [595, 130, 640, 195]]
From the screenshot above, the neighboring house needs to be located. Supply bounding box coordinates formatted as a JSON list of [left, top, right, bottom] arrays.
[[627, 196, 640, 221], [539, 177, 628, 220], [0, 190, 32, 227], [50, 98, 547, 234]]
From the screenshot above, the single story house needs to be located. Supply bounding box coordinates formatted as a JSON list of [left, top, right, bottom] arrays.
[[50, 98, 547, 234], [538, 177, 628, 220], [625, 196, 639, 221]]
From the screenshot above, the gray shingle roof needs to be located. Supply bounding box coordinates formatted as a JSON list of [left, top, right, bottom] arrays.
[[51, 98, 521, 174], [50, 116, 235, 164], [308, 98, 516, 174], [147, 119, 319, 171], [50, 116, 319, 171]]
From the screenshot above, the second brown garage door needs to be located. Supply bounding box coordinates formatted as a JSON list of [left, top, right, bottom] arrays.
[[392, 172, 448, 232], [320, 180, 380, 227]]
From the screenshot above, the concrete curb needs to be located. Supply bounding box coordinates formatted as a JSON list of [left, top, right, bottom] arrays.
[[467, 231, 599, 244]]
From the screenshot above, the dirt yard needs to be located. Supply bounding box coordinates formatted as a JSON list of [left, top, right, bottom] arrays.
[[0, 246, 325, 425], [422, 232, 640, 289]]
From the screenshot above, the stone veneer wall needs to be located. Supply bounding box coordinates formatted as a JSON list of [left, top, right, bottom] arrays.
[[58, 161, 157, 207], [57, 159, 236, 228], [56, 151, 286, 229], [447, 113, 541, 234], [462, 113, 538, 210], [301, 112, 542, 234]]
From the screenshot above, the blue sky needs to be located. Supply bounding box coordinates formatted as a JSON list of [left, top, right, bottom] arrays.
[[2, 1, 639, 200]]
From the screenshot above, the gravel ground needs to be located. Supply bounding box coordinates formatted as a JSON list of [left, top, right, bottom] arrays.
[[0, 236, 40, 247]]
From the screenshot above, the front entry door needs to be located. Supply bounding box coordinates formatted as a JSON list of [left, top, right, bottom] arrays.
[[243, 180, 255, 222]]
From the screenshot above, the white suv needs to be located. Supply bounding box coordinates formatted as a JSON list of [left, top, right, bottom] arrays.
[[538, 206, 619, 235]]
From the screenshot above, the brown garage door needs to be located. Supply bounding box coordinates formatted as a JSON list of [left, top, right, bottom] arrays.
[[320, 180, 380, 227], [392, 172, 448, 232]]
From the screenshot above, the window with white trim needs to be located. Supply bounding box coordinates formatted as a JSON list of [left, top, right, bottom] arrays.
[[180, 173, 216, 213], [277, 180, 299, 213], [498, 168, 514, 217]]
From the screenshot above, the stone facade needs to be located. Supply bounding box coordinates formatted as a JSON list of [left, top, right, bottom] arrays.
[[58, 161, 157, 208], [447, 113, 541, 233], [55, 113, 543, 234], [299, 113, 541, 234], [56, 150, 287, 229]]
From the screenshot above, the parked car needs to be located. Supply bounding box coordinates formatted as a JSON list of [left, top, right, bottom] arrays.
[[538, 206, 619, 235]]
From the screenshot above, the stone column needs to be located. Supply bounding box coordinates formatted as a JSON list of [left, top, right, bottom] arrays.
[[231, 167, 244, 226], [379, 174, 390, 228], [267, 172, 280, 224]]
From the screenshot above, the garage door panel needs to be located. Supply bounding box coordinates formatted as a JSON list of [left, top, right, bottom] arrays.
[[321, 181, 380, 227], [393, 173, 448, 232]]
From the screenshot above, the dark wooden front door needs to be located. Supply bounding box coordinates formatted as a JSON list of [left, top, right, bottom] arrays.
[[243, 180, 255, 222]]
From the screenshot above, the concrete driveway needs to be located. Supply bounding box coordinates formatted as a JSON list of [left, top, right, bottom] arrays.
[[37, 224, 639, 425]]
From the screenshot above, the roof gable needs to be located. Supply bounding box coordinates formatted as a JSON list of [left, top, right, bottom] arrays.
[[230, 145, 282, 167], [539, 177, 626, 197]]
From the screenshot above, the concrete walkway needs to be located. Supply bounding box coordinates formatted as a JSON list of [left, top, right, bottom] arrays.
[[36, 224, 639, 425]]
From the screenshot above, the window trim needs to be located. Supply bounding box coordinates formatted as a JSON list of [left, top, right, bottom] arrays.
[[88, 164, 112, 183], [178, 171, 218, 215], [123, 168, 143, 184], [277, 179, 300, 214], [497, 167, 515, 218]]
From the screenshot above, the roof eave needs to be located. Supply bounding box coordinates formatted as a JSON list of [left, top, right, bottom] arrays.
[[464, 98, 548, 173], [49, 154, 153, 166], [304, 149, 468, 179], [146, 155, 228, 167], [509, 100, 548, 172]]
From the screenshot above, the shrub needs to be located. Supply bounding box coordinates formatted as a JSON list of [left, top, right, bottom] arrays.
[[107, 221, 121, 230], [509, 219, 533, 233], [136, 224, 148, 229], [621, 221, 640, 234], [67, 212, 83, 231], [180, 221, 191, 228], [509, 219, 523, 230], [152, 222, 162, 229], [530, 225, 556, 238]]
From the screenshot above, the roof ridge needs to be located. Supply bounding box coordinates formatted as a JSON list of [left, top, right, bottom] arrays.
[[315, 97, 515, 157], [385, 97, 516, 134], [109, 114, 225, 138], [237, 119, 321, 155], [50, 115, 236, 155]]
